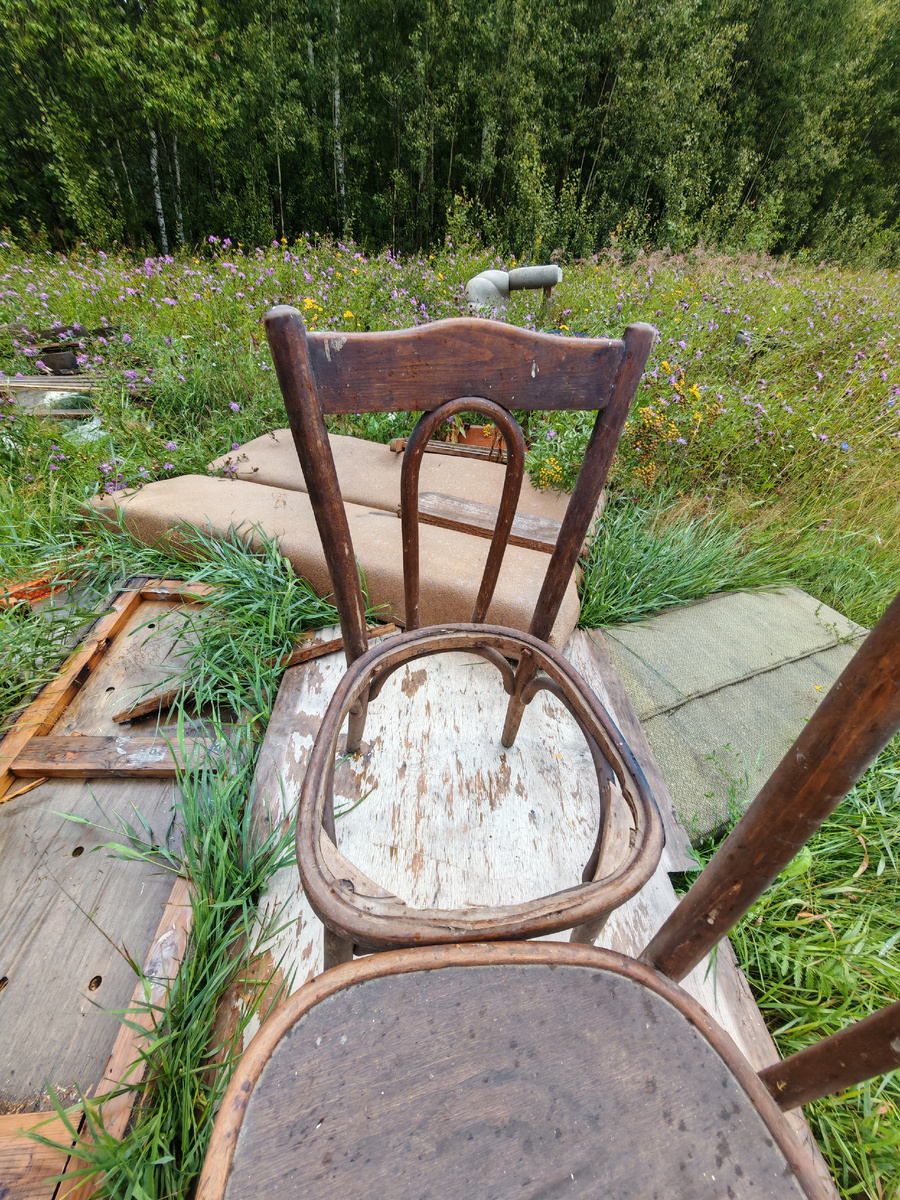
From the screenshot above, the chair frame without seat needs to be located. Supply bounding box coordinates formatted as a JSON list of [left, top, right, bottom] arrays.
[[199, 589, 900, 1200], [264, 308, 663, 964]]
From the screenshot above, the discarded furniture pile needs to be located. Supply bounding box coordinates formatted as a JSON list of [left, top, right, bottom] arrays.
[[1, 313, 897, 1199]]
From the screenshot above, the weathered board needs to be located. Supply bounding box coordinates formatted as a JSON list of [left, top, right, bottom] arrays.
[[10, 734, 208, 778], [0, 596, 197, 1113], [0, 1111, 78, 1200], [417, 492, 562, 552], [245, 626, 837, 1194]]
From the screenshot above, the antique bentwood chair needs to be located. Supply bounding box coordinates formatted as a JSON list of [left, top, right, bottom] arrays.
[[263, 307, 663, 966], [198, 590, 900, 1200]]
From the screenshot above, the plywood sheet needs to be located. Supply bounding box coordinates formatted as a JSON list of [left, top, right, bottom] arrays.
[[0, 1111, 77, 1200]]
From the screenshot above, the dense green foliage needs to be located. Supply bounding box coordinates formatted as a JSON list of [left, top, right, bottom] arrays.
[[1, 238, 895, 627], [1, 0, 898, 260]]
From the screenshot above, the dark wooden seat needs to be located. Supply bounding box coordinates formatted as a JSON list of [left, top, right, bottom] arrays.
[[198, 590, 900, 1200], [264, 310, 663, 964]]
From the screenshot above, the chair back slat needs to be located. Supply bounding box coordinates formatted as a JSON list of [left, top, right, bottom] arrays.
[[400, 398, 526, 629], [265, 306, 370, 665], [305, 319, 627, 413], [641, 587, 900, 983], [266, 307, 654, 655]]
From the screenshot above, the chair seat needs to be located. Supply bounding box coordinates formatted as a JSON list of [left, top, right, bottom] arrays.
[[296, 626, 664, 951], [200, 944, 824, 1200]]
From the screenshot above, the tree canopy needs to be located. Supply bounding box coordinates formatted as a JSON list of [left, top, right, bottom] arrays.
[[1, 0, 897, 260]]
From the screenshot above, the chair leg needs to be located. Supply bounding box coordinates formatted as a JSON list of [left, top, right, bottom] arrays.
[[345, 690, 369, 754], [501, 653, 538, 747], [569, 912, 610, 946], [323, 928, 355, 970]]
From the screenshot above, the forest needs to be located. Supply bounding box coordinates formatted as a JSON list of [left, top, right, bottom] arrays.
[[1, 0, 898, 261]]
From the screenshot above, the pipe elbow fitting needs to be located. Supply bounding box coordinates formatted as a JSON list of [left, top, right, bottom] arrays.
[[465, 270, 511, 312]]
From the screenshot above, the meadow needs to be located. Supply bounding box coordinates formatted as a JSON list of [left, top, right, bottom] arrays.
[[1, 237, 898, 1199]]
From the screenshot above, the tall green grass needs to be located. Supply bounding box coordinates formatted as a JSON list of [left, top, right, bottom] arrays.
[[74, 513, 349, 723], [0, 599, 100, 732], [577, 490, 794, 627], [34, 734, 296, 1200], [684, 741, 900, 1199]]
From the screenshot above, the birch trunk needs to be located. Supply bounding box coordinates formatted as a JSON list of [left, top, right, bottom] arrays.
[[332, 0, 346, 232], [116, 136, 136, 205], [171, 131, 185, 246], [148, 124, 169, 255]]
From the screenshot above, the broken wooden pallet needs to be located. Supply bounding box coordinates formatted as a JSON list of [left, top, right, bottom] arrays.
[[0, 580, 217, 802], [0, 582, 204, 1196]]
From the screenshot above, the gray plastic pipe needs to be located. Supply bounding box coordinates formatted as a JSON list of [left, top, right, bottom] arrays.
[[465, 264, 563, 312]]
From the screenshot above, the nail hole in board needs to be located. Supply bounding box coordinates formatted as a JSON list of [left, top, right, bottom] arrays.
[[147, 623, 156, 629], [72, 846, 84, 857], [0, 977, 8, 993], [105, 686, 115, 692], [88, 975, 102, 991]]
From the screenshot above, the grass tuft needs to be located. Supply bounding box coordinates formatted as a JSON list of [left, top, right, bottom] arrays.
[[577, 490, 793, 626]]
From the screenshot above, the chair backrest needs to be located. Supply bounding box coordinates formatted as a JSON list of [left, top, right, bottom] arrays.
[[265, 308, 654, 664], [642, 587, 900, 1110]]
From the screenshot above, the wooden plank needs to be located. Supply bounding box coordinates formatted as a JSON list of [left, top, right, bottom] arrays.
[[0, 587, 144, 800], [389, 436, 508, 463], [61, 877, 193, 1200], [139, 580, 217, 602], [0, 598, 193, 1112], [111, 624, 399, 725], [418, 492, 560, 552], [2, 376, 100, 390], [10, 735, 210, 778], [569, 630, 694, 872], [0, 1111, 79, 1200]]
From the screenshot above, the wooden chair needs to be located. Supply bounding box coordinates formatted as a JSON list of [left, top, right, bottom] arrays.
[[198, 589, 900, 1200], [263, 308, 663, 965]]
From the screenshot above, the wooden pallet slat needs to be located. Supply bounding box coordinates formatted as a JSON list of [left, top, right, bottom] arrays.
[[417, 492, 561, 553], [0, 1111, 80, 1200], [0, 588, 144, 800], [10, 735, 211, 778]]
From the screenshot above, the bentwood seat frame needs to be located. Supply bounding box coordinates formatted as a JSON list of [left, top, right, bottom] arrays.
[[198, 589, 900, 1200], [264, 309, 663, 964]]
